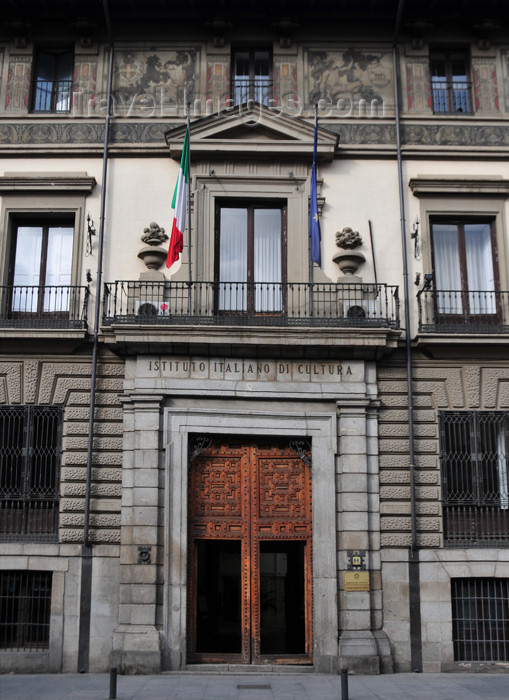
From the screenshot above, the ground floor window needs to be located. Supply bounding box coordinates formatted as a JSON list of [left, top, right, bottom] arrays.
[[440, 411, 509, 546], [452, 578, 509, 662], [0, 571, 52, 650]]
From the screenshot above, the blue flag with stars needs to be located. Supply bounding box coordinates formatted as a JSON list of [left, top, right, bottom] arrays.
[[309, 112, 321, 267]]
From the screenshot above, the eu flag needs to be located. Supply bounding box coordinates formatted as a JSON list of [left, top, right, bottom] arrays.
[[309, 113, 321, 267]]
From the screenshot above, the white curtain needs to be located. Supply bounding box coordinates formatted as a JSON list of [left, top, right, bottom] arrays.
[[219, 208, 247, 310], [465, 223, 495, 314], [254, 209, 281, 311], [44, 226, 73, 311], [13, 227, 43, 313], [433, 224, 462, 313]]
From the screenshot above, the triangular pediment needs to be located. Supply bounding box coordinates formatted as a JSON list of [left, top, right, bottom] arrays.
[[165, 103, 338, 161]]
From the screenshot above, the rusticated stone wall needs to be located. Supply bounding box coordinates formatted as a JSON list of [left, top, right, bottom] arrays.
[[378, 359, 509, 549], [0, 355, 124, 544]]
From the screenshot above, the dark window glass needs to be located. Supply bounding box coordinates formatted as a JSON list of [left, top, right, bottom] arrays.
[[32, 48, 73, 113], [430, 49, 471, 114], [232, 49, 271, 106]]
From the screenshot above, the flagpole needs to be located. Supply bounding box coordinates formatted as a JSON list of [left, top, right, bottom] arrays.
[[309, 105, 318, 315], [187, 104, 192, 282]]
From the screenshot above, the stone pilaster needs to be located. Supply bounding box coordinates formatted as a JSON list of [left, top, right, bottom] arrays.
[[111, 393, 164, 674], [337, 394, 392, 674]]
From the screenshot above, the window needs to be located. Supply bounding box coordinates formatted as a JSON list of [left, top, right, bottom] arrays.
[[232, 49, 271, 106], [0, 406, 63, 541], [431, 219, 499, 325], [9, 219, 75, 318], [215, 201, 287, 313], [430, 49, 471, 114], [31, 48, 74, 113], [0, 571, 52, 650], [440, 412, 509, 546], [452, 579, 509, 662]]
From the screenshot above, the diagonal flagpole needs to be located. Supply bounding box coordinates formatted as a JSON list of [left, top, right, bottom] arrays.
[[309, 104, 321, 315], [187, 103, 192, 287]]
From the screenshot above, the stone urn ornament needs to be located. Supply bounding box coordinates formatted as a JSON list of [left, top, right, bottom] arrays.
[[333, 227, 365, 276], [137, 221, 169, 270]]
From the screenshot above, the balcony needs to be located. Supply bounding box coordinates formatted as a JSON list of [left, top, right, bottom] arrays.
[[418, 289, 509, 334], [103, 281, 400, 328], [0, 285, 90, 329], [231, 78, 273, 107], [431, 79, 472, 114]]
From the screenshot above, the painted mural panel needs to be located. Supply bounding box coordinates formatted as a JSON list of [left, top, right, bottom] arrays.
[[5, 55, 31, 112], [305, 48, 393, 116], [472, 58, 500, 114], [112, 48, 199, 116]]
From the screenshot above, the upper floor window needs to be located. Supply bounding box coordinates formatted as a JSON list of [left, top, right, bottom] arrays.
[[431, 219, 499, 325], [430, 48, 472, 114], [7, 219, 75, 320], [31, 48, 74, 113], [0, 405, 63, 541], [215, 201, 287, 314], [232, 49, 271, 106], [440, 411, 509, 547]]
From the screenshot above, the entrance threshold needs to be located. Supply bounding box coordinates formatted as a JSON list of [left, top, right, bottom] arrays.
[[177, 664, 315, 674]]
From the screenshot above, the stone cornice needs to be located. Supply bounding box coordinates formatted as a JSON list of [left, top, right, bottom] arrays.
[[0, 173, 97, 194], [409, 176, 509, 197]]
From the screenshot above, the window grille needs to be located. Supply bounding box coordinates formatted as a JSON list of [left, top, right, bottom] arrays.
[[440, 412, 509, 546], [0, 406, 63, 541], [0, 571, 52, 651], [452, 578, 509, 662]]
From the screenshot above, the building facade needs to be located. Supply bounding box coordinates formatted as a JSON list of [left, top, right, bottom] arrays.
[[0, 0, 508, 675]]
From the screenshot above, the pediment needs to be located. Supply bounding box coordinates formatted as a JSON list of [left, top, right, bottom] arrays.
[[165, 103, 338, 161]]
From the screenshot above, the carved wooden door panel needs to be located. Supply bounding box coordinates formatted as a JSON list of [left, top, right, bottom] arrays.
[[187, 437, 313, 665]]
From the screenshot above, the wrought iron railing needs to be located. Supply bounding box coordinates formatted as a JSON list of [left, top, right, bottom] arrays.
[[0, 285, 90, 329], [103, 281, 400, 329], [31, 78, 72, 112], [431, 79, 472, 114], [417, 289, 509, 334], [231, 78, 273, 106]]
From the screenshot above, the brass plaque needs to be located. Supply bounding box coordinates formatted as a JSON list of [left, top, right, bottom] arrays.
[[344, 571, 370, 591]]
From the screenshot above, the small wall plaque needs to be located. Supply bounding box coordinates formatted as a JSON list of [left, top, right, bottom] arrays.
[[344, 571, 370, 591]]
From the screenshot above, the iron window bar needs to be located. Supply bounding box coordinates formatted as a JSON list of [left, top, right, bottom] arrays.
[[0, 406, 63, 542], [440, 412, 509, 547], [452, 578, 509, 662], [31, 79, 73, 113], [431, 79, 472, 114], [0, 571, 52, 651]]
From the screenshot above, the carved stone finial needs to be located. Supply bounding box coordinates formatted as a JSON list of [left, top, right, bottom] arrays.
[[335, 227, 362, 249], [141, 221, 168, 246]]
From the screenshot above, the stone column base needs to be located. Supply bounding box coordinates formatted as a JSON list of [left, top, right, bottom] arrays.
[[111, 625, 161, 674], [338, 630, 393, 674]]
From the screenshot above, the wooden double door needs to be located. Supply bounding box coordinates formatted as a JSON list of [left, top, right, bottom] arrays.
[[187, 437, 313, 664]]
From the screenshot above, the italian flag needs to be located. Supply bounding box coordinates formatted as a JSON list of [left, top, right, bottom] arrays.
[[166, 128, 189, 268]]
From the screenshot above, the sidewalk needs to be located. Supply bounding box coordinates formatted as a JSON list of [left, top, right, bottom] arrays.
[[1, 672, 509, 700]]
